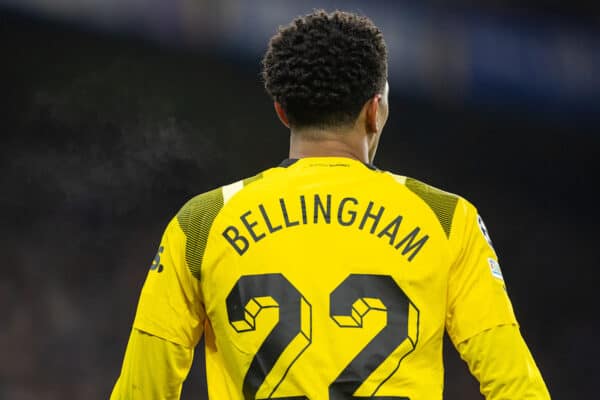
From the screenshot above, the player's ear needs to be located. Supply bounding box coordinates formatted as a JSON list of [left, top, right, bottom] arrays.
[[274, 101, 290, 128], [365, 94, 382, 134]]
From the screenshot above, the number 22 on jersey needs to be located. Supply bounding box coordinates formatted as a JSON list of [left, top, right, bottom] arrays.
[[226, 273, 420, 399]]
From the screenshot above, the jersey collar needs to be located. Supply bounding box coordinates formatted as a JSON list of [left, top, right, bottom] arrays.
[[279, 157, 378, 171]]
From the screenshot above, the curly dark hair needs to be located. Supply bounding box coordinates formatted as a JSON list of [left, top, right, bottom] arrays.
[[262, 10, 388, 129]]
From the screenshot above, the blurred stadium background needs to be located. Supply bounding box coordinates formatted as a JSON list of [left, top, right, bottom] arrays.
[[0, 1, 598, 399]]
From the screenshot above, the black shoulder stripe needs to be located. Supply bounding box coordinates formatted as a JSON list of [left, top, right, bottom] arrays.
[[405, 178, 459, 238], [176, 188, 224, 280]]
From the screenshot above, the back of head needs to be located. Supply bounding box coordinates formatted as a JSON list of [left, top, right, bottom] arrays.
[[262, 10, 388, 130]]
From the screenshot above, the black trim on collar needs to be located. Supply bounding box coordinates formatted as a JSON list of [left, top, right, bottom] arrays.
[[279, 158, 299, 168], [278, 158, 378, 171]]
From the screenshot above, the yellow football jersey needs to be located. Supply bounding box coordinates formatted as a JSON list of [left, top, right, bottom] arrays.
[[133, 156, 517, 399]]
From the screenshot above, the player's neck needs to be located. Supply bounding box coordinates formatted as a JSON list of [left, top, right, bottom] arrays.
[[288, 130, 370, 164]]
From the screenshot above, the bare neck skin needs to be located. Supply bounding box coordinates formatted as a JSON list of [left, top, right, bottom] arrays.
[[288, 126, 372, 164]]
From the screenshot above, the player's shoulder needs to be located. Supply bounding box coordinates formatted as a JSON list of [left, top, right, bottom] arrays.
[[383, 171, 472, 238], [177, 170, 268, 224], [384, 172, 455, 197], [173, 171, 268, 278]]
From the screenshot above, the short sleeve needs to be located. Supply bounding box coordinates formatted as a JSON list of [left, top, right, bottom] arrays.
[[446, 199, 517, 345], [133, 217, 205, 348]]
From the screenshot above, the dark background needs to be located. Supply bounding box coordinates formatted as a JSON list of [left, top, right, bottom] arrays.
[[1, 1, 598, 399]]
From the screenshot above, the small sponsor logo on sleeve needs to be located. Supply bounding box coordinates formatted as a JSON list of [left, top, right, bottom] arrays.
[[149, 245, 164, 273], [477, 214, 495, 251], [488, 258, 503, 280]]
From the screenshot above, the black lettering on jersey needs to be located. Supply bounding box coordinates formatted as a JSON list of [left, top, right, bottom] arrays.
[[377, 215, 403, 245], [223, 194, 430, 262], [259, 204, 283, 234], [226, 274, 311, 399], [240, 210, 266, 243], [313, 194, 332, 224], [280, 198, 300, 227], [395, 227, 429, 262], [359, 201, 385, 234], [299, 195, 308, 225], [226, 273, 418, 399], [338, 197, 359, 226], [330, 274, 417, 398], [223, 226, 250, 255]]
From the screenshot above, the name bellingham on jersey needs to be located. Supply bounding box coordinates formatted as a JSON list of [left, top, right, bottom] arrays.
[[222, 193, 429, 261]]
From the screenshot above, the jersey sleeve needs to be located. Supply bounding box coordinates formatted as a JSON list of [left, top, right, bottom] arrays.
[[445, 198, 518, 345], [110, 328, 194, 400], [133, 187, 224, 347], [456, 324, 551, 399], [133, 216, 205, 348]]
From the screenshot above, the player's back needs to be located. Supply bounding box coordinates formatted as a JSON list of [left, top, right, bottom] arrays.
[[191, 156, 486, 399]]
